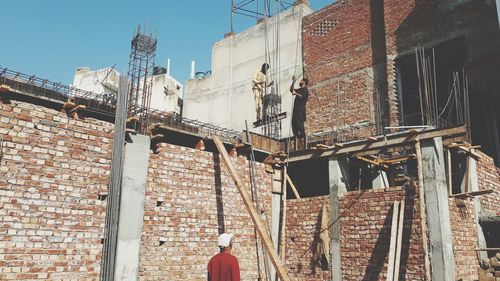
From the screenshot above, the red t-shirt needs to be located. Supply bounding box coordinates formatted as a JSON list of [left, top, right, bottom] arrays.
[[207, 252, 240, 281]]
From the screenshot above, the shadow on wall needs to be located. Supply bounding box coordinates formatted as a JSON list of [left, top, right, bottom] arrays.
[[370, 0, 389, 132], [362, 185, 416, 280], [213, 153, 225, 235]]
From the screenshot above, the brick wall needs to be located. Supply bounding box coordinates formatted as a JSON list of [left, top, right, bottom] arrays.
[[139, 143, 272, 281], [0, 100, 274, 280], [286, 196, 331, 281], [302, 0, 500, 139], [476, 150, 500, 216], [286, 185, 426, 281], [449, 197, 479, 281], [302, 0, 378, 139], [0, 101, 112, 280], [339, 186, 425, 281]]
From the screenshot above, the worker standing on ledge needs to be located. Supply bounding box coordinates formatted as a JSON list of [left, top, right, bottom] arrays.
[[252, 63, 274, 121], [208, 233, 240, 281], [290, 75, 309, 149]]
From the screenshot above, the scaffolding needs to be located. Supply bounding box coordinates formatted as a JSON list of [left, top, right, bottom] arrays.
[[127, 25, 157, 134]]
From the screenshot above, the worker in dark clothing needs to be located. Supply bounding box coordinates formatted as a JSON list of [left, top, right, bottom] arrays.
[[208, 233, 240, 281], [290, 76, 309, 148]]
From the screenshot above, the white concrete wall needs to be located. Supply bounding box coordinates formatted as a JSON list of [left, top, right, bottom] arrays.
[[151, 73, 183, 113], [73, 67, 183, 114], [183, 3, 312, 136], [73, 67, 119, 98]]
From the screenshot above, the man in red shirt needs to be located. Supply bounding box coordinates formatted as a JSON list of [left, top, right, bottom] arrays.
[[207, 233, 240, 281]]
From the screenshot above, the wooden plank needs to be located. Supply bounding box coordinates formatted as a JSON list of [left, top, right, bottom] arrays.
[[387, 201, 400, 281], [394, 199, 405, 281], [446, 150, 452, 196], [285, 174, 301, 199], [212, 136, 291, 281], [465, 156, 470, 193], [379, 154, 416, 165], [475, 248, 500, 251], [280, 166, 287, 263], [450, 189, 494, 199], [288, 125, 467, 163]]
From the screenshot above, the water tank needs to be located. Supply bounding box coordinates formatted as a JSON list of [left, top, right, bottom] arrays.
[[153, 66, 167, 75]]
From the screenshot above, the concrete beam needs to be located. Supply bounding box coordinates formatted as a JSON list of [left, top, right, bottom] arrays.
[[114, 134, 151, 281], [328, 157, 349, 281], [421, 137, 456, 281]]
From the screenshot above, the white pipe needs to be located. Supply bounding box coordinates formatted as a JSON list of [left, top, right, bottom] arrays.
[[167, 58, 171, 75], [190, 60, 195, 79]]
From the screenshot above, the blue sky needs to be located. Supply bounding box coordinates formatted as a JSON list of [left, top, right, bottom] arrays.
[[0, 0, 333, 86]]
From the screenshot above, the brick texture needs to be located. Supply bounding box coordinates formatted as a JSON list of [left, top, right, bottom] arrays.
[[286, 196, 331, 281], [0, 100, 273, 280], [302, 0, 500, 140], [449, 197, 479, 281], [0, 101, 113, 280], [286, 185, 426, 281], [139, 144, 272, 281], [476, 150, 500, 216]]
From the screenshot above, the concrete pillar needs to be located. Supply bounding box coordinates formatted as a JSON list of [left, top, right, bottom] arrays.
[[421, 137, 456, 281], [328, 157, 348, 281], [469, 155, 488, 261], [114, 134, 151, 281], [372, 169, 388, 189]]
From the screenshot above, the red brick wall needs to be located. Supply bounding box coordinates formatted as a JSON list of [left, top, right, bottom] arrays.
[[302, 0, 500, 137], [476, 150, 500, 216], [139, 143, 272, 281], [286, 196, 331, 281], [302, 0, 377, 138], [339, 186, 425, 281], [286, 185, 426, 281], [0, 101, 112, 280], [448, 198, 479, 281]]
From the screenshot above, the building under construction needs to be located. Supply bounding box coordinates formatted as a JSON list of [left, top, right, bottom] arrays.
[[0, 0, 500, 281]]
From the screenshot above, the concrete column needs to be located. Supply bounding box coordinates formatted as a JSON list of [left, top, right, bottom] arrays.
[[372, 169, 388, 189], [421, 137, 455, 281], [468, 155, 488, 261], [328, 157, 348, 281], [114, 134, 151, 281]]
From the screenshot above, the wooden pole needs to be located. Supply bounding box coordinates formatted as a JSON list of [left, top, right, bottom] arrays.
[[285, 174, 301, 199], [394, 199, 405, 281], [212, 136, 292, 281], [415, 140, 431, 281], [280, 166, 288, 263], [387, 201, 399, 281]]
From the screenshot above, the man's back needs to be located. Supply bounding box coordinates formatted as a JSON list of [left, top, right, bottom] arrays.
[[207, 252, 240, 281]]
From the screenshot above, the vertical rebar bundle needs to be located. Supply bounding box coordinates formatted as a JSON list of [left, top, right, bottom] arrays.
[[127, 25, 157, 134]]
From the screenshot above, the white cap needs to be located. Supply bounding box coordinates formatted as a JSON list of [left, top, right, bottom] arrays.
[[218, 233, 233, 247]]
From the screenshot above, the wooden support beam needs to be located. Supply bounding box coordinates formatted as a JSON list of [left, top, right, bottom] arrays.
[[387, 201, 399, 281], [449, 189, 494, 199], [212, 136, 292, 281], [285, 174, 301, 199], [394, 199, 405, 281], [379, 154, 416, 165], [355, 156, 389, 169], [0, 84, 11, 94], [445, 150, 452, 196], [288, 125, 467, 163]]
